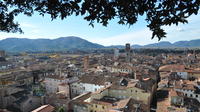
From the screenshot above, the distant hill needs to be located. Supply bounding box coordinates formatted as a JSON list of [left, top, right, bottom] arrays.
[[107, 39, 200, 48], [131, 39, 200, 48], [143, 41, 173, 48], [0, 36, 104, 52], [173, 39, 200, 47], [0, 37, 200, 52], [106, 45, 125, 49]]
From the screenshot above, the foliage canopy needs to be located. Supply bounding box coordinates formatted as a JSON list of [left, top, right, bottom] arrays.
[[0, 0, 200, 40]]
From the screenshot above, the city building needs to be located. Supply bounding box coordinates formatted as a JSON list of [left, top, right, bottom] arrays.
[[31, 104, 55, 112], [83, 55, 89, 71], [125, 43, 131, 63], [0, 50, 5, 58]]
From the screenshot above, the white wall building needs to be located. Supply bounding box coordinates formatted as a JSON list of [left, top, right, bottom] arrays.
[[106, 66, 132, 74], [70, 76, 112, 98], [70, 82, 105, 98], [176, 72, 188, 79], [175, 84, 200, 102], [44, 75, 69, 94]]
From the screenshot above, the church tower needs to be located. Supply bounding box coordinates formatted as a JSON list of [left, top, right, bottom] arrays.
[[125, 43, 131, 62]]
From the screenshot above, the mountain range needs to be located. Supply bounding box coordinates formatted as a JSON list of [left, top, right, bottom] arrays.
[[132, 40, 200, 48], [0, 36, 200, 52], [0, 36, 103, 52]]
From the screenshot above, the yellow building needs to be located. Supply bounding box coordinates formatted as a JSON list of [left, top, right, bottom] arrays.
[[70, 78, 155, 112], [187, 70, 200, 79]]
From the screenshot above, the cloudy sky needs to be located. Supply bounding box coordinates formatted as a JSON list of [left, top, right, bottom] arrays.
[[0, 12, 199, 46]]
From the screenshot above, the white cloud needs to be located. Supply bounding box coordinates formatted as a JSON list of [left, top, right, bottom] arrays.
[[0, 22, 40, 40], [89, 28, 159, 46], [161, 14, 200, 43], [31, 29, 40, 33], [20, 22, 37, 28], [89, 13, 200, 46], [20, 22, 41, 34]]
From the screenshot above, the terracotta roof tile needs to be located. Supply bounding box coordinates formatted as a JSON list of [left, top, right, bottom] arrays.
[[31, 104, 55, 112]]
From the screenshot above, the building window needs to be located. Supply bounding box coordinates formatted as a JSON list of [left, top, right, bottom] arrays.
[[196, 95, 198, 98], [190, 94, 192, 97], [96, 105, 97, 108], [102, 106, 104, 109]]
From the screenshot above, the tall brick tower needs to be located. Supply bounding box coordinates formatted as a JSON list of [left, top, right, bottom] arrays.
[[83, 55, 89, 71], [0, 50, 5, 58], [125, 43, 131, 62]]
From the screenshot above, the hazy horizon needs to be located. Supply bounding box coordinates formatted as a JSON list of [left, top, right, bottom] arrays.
[[0, 12, 199, 46], [1, 36, 200, 47]]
